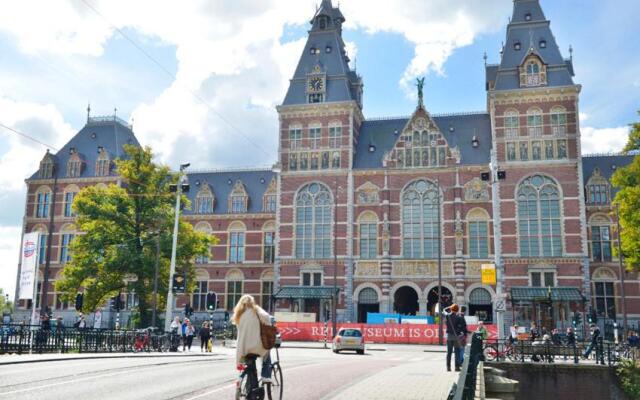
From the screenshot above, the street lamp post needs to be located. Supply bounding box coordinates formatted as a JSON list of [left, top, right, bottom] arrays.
[[436, 179, 443, 346], [163, 163, 190, 333], [615, 204, 628, 330], [490, 150, 505, 340], [332, 177, 340, 338]]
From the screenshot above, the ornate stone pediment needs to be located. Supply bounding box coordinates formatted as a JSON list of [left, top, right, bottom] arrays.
[[464, 178, 490, 202], [356, 181, 380, 205]]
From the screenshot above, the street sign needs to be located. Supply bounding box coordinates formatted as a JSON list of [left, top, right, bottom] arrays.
[[495, 298, 506, 312], [481, 263, 496, 285]]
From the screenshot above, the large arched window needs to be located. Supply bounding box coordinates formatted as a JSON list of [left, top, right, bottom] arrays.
[[35, 186, 52, 218], [517, 175, 563, 257], [358, 212, 378, 259], [295, 183, 332, 259], [467, 208, 490, 259], [504, 110, 520, 138], [527, 108, 543, 137], [589, 215, 613, 262], [402, 180, 440, 259], [195, 184, 214, 214]]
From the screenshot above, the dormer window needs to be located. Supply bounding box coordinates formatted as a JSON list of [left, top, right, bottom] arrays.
[[263, 178, 277, 213], [195, 184, 215, 214], [66, 151, 82, 178], [325, 46, 332, 53], [514, 42, 522, 51], [319, 17, 327, 30], [228, 180, 248, 213], [39, 156, 54, 179], [309, 47, 316, 55], [525, 13, 532, 21], [95, 148, 111, 177], [520, 56, 547, 87], [586, 168, 610, 205], [539, 40, 547, 49], [309, 93, 324, 103]]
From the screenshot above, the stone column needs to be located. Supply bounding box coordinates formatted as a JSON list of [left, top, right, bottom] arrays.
[[418, 297, 428, 315]]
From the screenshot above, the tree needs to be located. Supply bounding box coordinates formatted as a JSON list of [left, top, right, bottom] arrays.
[[612, 113, 640, 270], [55, 145, 215, 326], [0, 288, 13, 314]]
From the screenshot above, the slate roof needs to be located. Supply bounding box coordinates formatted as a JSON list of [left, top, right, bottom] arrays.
[[184, 169, 275, 215], [282, 0, 361, 106], [490, 0, 574, 91], [354, 112, 492, 169], [28, 116, 139, 180], [581, 154, 635, 196]]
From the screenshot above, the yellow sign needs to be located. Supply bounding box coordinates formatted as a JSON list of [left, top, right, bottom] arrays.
[[481, 263, 496, 285]]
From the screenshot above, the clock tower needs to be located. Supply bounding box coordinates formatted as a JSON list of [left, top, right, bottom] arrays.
[[274, 0, 363, 320]]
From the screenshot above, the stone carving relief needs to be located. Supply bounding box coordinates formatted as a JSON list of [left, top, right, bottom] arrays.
[[356, 181, 381, 205], [392, 261, 454, 277], [464, 178, 490, 202], [466, 262, 483, 276], [355, 262, 381, 277]]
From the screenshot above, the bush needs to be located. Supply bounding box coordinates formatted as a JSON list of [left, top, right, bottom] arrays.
[[617, 359, 640, 399]]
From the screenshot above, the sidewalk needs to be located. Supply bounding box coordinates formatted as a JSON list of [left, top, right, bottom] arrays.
[[280, 341, 446, 353], [0, 346, 231, 365]]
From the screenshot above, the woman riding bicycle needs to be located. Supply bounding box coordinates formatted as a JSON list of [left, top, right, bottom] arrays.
[[232, 294, 273, 383]]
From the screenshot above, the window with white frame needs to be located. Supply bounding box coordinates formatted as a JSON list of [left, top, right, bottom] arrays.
[[504, 110, 520, 138], [468, 210, 489, 259], [39, 158, 54, 179], [64, 191, 76, 217], [527, 108, 543, 137], [229, 231, 245, 263], [525, 61, 542, 86], [192, 281, 208, 311], [37, 232, 47, 263], [359, 216, 378, 259], [36, 190, 51, 218], [264, 194, 277, 213], [591, 225, 612, 262], [295, 183, 332, 259], [586, 168, 610, 205], [261, 281, 273, 311], [329, 125, 341, 148], [402, 180, 439, 259], [289, 127, 302, 150], [531, 271, 555, 287], [226, 281, 242, 311], [550, 107, 567, 135], [263, 231, 275, 263], [95, 149, 110, 176], [195, 185, 214, 214], [309, 126, 321, 149], [518, 175, 563, 257], [60, 233, 75, 263], [67, 152, 82, 178], [302, 271, 322, 286]]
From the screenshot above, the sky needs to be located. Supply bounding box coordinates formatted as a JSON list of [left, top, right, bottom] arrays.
[[0, 0, 639, 298]]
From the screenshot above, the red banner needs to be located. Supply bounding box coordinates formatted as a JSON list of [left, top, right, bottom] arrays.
[[277, 322, 497, 344]]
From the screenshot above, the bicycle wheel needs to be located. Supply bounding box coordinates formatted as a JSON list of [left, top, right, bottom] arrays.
[[483, 345, 498, 361], [506, 346, 521, 362], [266, 362, 283, 400], [235, 373, 247, 400]]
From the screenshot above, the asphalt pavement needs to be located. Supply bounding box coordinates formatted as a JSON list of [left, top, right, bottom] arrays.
[[0, 344, 456, 399]]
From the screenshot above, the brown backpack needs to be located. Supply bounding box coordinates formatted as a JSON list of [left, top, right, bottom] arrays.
[[254, 309, 277, 350]]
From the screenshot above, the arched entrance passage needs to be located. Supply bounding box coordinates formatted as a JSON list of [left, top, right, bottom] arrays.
[[394, 286, 419, 316], [469, 287, 493, 323], [427, 286, 453, 316], [357, 288, 380, 323]]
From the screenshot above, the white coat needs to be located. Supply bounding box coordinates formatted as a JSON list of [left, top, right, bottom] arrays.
[[235, 306, 271, 364]]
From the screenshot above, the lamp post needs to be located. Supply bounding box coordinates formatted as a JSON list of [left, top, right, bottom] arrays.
[[41, 164, 58, 317], [615, 204, 628, 330], [332, 177, 341, 338], [163, 163, 190, 332], [489, 149, 506, 340], [436, 178, 443, 346]]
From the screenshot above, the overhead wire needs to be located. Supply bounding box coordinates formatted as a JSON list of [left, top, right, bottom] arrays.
[[0, 123, 59, 151]]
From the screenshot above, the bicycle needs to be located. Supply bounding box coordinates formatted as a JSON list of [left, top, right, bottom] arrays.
[[483, 340, 521, 362], [236, 346, 283, 400]]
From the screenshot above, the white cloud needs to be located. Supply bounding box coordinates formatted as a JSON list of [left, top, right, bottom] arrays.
[[0, 227, 21, 299], [581, 126, 630, 154]]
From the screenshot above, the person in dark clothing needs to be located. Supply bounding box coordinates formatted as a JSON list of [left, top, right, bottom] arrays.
[[529, 322, 539, 341], [551, 328, 562, 345], [455, 307, 468, 367], [583, 324, 601, 359], [200, 321, 211, 352], [444, 304, 465, 372], [565, 327, 576, 361]]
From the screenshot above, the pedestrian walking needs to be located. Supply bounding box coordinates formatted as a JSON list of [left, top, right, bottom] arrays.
[[509, 324, 519, 344], [529, 322, 539, 341], [444, 304, 466, 372], [565, 327, 576, 361], [169, 316, 181, 352], [475, 321, 488, 341], [628, 331, 640, 360], [183, 319, 195, 351], [456, 306, 469, 367], [200, 321, 211, 352], [583, 323, 601, 359]]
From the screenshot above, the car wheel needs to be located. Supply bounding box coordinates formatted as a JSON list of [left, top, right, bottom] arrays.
[[333, 349, 339, 354], [356, 349, 364, 355]]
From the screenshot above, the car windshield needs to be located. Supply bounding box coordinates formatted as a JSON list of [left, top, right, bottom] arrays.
[[340, 329, 362, 337]]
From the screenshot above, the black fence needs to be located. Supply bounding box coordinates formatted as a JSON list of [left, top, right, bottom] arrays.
[[482, 338, 632, 366], [0, 324, 237, 355], [448, 333, 484, 400]]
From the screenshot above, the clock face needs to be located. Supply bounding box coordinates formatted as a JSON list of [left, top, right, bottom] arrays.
[[308, 76, 324, 92]]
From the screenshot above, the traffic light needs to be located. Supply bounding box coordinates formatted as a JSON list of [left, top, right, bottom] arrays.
[[75, 293, 84, 311], [206, 292, 217, 311], [587, 309, 598, 324], [572, 313, 582, 327], [172, 274, 186, 293]]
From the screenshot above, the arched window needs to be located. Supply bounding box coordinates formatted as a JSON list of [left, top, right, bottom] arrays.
[[467, 209, 490, 259], [194, 222, 212, 264], [469, 287, 492, 305], [63, 185, 79, 218], [261, 270, 274, 311], [526, 61, 541, 86], [192, 271, 209, 311], [358, 212, 378, 260], [262, 221, 276, 263], [32, 225, 48, 264], [586, 168, 610, 205], [195, 184, 214, 214], [66, 150, 82, 178], [228, 221, 246, 263], [504, 110, 520, 138], [550, 107, 567, 135], [226, 270, 244, 311], [517, 175, 563, 257], [39, 151, 55, 179], [295, 183, 332, 259], [590, 215, 613, 262], [358, 287, 379, 305], [59, 224, 76, 263], [402, 180, 440, 259], [35, 187, 52, 218], [527, 108, 543, 137], [228, 181, 248, 213]]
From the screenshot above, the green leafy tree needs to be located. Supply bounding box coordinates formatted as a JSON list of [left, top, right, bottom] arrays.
[[0, 288, 13, 314], [612, 113, 640, 270], [55, 145, 214, 326]]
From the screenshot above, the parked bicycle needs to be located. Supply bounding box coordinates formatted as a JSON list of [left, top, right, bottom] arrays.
[[236, 346, 283, 400], [483, 340, 521, 362]]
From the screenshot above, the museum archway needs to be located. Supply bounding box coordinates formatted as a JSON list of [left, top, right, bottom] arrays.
[[357, 287, 380, 323], [427, 286, 453, 316], [393, 286, 419, 316]]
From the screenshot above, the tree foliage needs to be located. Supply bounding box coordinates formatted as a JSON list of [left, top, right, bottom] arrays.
[[612, 113, 640, 271], [55, 145, 215, 325], [0, 288, 12, 314]]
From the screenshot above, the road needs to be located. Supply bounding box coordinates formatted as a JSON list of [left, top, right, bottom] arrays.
[[0, 344, 456, 399]]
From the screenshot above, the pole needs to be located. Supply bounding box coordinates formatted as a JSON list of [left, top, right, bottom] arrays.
[[332, 177, 338, 338], [437, 179, 443, 346], [490, 149, 505, 340], [615, 204, 628, 330], [164, 168, 186, 332], [29, 262, 40, 355], [152, 235, 160, 328], [41, 168, 58, 316]]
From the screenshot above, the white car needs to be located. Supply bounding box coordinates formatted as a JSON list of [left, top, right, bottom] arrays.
[[332, 328, 365, 354]]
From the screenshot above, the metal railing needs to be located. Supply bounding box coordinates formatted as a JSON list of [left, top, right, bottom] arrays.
[[0, 324, 237, 355], [448, 333, 484, 400]]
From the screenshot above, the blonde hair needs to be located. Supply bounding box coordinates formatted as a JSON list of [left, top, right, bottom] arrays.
[[232, 294, 256, 325]]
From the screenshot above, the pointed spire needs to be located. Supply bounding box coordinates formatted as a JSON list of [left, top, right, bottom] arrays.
[[86, 103, 91, 122]]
